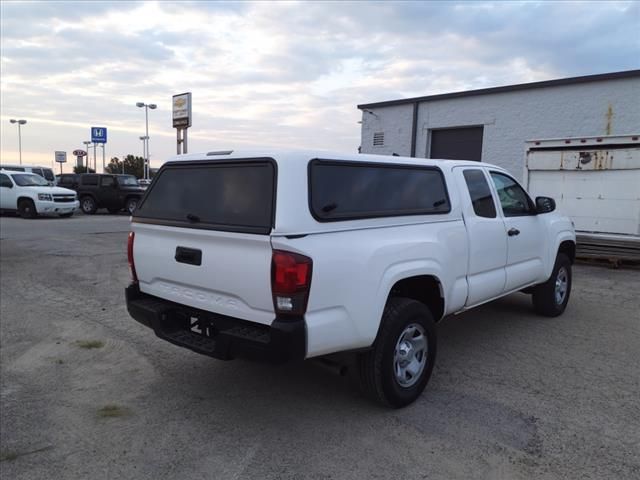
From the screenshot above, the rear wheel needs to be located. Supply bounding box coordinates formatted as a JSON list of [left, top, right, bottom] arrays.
[[80, 196, 97, 214], [532, 253, 572, 317], [358, 298, 437, 408], [18, 199, 37, 219], [125, 197, 138, 214]]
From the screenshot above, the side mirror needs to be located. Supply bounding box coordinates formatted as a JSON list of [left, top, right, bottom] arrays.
[[536, 196, 556, 214]]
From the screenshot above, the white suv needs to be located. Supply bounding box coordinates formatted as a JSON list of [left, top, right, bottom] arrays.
[[0, 170, 79, 218], [126, 149, 575, 407]]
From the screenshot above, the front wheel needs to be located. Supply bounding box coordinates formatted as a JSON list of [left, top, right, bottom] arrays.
[[125, 197, 138, 214], [18, 199, 37, 219], [532, 253, 572, 317], [358, 298, 437, 408]]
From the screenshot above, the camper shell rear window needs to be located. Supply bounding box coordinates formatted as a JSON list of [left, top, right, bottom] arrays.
[[133, 159, 276, 234], [309, 159, 450, 222]]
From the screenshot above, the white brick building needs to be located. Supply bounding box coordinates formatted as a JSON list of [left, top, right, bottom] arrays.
[[358, 70, 640, 180]]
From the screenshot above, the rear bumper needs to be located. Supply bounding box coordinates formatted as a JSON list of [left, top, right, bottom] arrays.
[[125, 284, 306, 363]]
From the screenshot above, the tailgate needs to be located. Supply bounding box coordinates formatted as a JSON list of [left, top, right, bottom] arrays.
[[133, 223, 275, 325], [130, 159, 277, 325]]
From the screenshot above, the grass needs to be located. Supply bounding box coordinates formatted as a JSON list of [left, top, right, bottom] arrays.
[[74, 340, 104, 349], [97, 404, 129, 418]]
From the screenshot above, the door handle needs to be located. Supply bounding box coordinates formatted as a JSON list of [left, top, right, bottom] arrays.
[[175, 246, 202, 266], [508, 228, 520, 237]]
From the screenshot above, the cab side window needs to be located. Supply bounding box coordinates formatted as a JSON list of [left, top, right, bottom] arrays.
[[489, 172, 535, 217], [0, 173, 13, 188], [100, 176, 115, 187], [463, 169, 496, 218]]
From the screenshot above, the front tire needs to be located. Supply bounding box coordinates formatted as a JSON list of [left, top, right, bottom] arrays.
[[125, 197, 138, 214], [532, 253, 572, 317], [80, 196, 97, 214], [358, 298, 437, 408], [18, 199, 37, 219]]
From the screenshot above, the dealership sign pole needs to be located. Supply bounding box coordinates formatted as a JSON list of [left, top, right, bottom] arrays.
[[173, 93, 192, 155], [91, 127, 107, 173], [55, 151, 67, 174]]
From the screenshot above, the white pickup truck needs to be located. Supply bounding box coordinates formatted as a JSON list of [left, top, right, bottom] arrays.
[[126, 149, 576, 407]]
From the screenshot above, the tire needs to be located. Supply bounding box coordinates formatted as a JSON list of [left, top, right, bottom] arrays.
[[532, 253, 572, 317], [107, 207, 121, 214], [18, 199, 37, 219], [358, 297, 437, 408], [59, 212, 74, 218], [125, 197, 139, 214], [80, 196, 97, 214]]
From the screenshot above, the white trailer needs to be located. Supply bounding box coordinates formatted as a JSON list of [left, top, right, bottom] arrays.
[[524, 134, 640, 262]]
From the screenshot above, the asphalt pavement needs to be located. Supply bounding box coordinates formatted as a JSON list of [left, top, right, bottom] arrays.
[[1, 213, 639, 479]]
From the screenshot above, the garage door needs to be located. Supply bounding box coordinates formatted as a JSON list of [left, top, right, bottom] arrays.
[[430, 126, 484, 161]]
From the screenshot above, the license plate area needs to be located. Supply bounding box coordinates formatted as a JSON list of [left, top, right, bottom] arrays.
[[188, 314, 217, 338]]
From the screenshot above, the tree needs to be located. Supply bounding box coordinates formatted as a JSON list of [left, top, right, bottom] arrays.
[[73, 166, 95, 174], [105, 155, 144, 178]]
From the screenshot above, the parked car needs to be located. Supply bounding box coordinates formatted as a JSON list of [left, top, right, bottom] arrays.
[[66, 174, 145, 214], [0, 164, 56, 185], [125, 149, 576, 407], [0, 169, 79, 218]]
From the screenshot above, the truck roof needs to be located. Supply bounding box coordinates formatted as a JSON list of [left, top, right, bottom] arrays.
[[164, 148, 504, 172]]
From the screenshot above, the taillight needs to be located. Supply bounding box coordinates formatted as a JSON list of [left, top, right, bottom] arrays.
[[271, 250, 312, 315], [127, 232, 138, 283]]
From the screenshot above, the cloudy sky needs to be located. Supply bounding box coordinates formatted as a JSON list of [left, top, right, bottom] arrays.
[[1, 0, 638, 172]]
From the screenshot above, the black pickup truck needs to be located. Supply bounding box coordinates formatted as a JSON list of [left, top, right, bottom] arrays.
[[62, 174, 145, 214]]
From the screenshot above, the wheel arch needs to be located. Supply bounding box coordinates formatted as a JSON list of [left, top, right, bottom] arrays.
[[558, 239, 576, 264], [17, 196, 36, 205], [387, 275, 445, 322]]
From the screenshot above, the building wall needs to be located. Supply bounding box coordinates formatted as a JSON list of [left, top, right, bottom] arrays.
[[360, 77, 640, 180]]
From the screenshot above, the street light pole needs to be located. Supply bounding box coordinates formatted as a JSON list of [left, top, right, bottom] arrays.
[[136, 102, 157, 180], [139, 136, 148, 177], [9, 119, 27, 164]]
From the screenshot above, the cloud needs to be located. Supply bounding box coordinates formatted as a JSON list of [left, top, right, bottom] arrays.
[[1, 0, 638, 172]]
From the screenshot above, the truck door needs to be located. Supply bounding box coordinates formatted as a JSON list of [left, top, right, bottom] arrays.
[[453, 167, 507, 306], [0, 173, 17, 210], [99, 175, 119, 209], [488, 171, 547, 290]]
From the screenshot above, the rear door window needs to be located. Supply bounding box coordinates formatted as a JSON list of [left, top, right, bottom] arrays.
[[309, 160, 450, 221], [81, 175, 98, 186], [31, 168, 44, 177], [462, 169, 496, 218], [100, 176, 115, 187], [134, 160, 276, 234]]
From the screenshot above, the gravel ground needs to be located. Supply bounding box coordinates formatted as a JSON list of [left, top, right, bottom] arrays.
[[1, 214, 639, 480]]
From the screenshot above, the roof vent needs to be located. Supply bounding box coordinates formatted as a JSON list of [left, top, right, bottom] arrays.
[[373, 132, 384, 147], [206, 150, 234, 156]]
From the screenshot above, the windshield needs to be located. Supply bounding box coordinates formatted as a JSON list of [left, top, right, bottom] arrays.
[[11, 173, 49, 187], [117, 175, 139, 186]]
